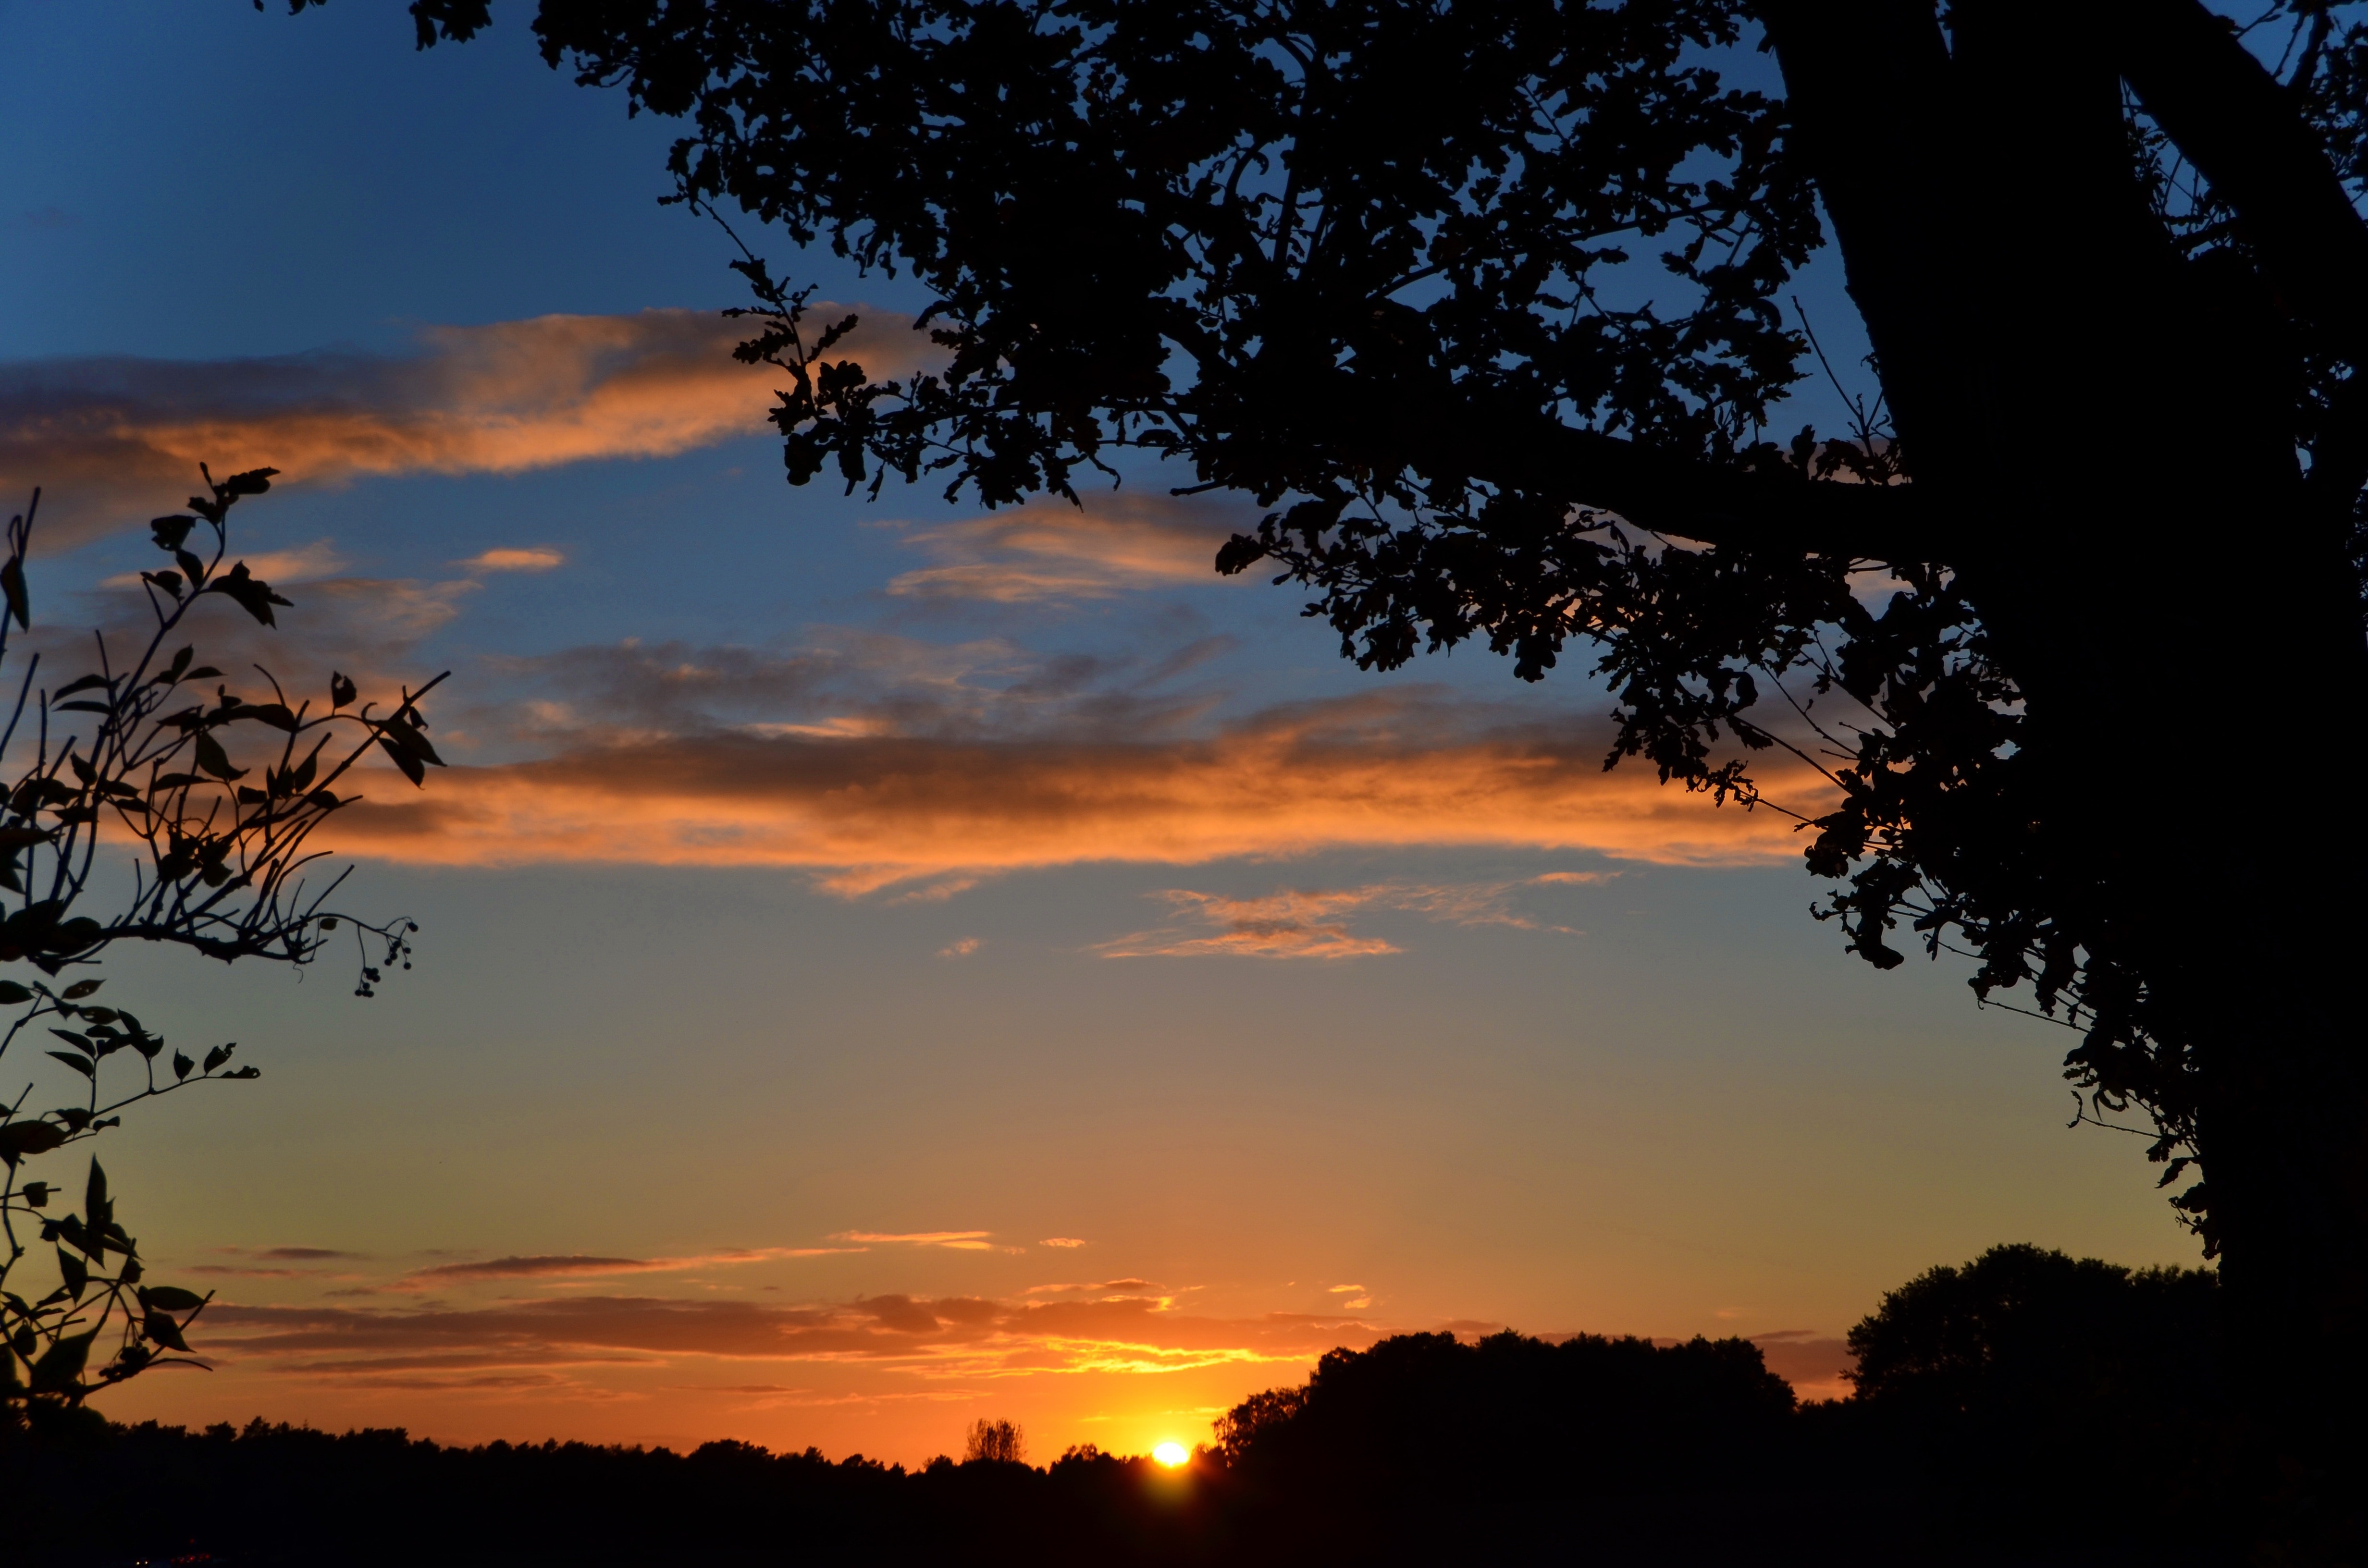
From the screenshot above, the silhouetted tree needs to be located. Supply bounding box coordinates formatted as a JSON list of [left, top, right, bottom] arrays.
[[0, 469, 444, 1418], [1843, 1244, 2229, 1544], [1215, 1330, 1799, 1560], [347, 0, 2368, 1544], [964, 1416, 1028, 1465]]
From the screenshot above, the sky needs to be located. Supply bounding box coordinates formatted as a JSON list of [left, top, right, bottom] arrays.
[[0, 0, 2198, 1465]]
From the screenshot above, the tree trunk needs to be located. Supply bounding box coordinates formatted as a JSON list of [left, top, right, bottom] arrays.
[[1765, 0, 2368, 1552]]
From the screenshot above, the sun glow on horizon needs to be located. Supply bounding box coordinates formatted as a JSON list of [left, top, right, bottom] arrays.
[[1152, 1442, 1189, 1467]]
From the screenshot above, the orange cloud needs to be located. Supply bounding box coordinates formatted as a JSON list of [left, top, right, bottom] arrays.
[[1093, 876, 1592, 959], [458, 547, 566, 573], [323, 700, 1823, 891], [0, 307, 934, 544], [1096, 888, 1404, 959], [831, 1231, 998, 1250]]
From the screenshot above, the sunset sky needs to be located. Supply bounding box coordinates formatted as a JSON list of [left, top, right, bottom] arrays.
[[0, 1, 2196, 1464]]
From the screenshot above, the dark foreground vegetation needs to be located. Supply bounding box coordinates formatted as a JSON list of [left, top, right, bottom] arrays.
[[6, 1245, 2244, 1567]]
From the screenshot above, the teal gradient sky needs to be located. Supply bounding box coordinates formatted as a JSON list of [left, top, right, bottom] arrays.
[[0, 1, 2194, 1462]]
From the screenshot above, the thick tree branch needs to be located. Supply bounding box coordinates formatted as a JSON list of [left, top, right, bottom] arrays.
[[1759, 1, 1978, 483], [1518, 424, 1931, 561], [2117, 0, 2368, 358]]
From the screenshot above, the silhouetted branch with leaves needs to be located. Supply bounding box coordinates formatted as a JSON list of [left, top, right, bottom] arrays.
[[0, 466, 444, 1414]]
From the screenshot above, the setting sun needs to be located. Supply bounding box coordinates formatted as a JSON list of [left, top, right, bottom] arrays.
[[1152, 1443, 1189, 1468]]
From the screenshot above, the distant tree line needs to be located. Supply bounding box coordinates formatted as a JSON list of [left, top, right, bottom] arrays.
[[9, 1244, 2235, 1567]]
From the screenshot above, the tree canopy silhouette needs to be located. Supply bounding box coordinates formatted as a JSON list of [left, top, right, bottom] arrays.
[[1844, 1244, 2228, 1543], [1214, 1329, 1799, 1560], [342, 0, 2368, 1545]]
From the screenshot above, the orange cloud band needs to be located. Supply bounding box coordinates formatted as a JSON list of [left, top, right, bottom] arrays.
[[0, 308, 933, 545], [329, 719, 1826, 890], [196, 1292, 1388, 1384], [188, 1288, 1852, 1396]]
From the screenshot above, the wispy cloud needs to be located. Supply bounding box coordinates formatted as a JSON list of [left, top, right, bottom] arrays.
[[469, 628, 1237, 756], [0, 306, 933, 545], [1092, 874, 1595, 960], [457, 547, 566, 573], [373, 1248, 863, 1292], [195, 1290, 1391, 1391], [885, 493, 1246, 603], [1022, 1279, 1157, 1298], [250, 1246, 363, 1262], [407, 1250, 843, 1288], [830, 1231, 996, 1251], [407, 1254, 648, 1280], [98, 537, 349, 592], [183, 1244, 368, 1279], [1097, 888, 1404, 960]]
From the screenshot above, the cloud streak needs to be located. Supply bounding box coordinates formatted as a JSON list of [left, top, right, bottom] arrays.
[[0, 307, 933, 544], [457, 547, 565, 573], [831, 1232, 997, 1251], [189, 1282, 1837, 1402], [1098, 888, 1405, 959], [1095, 876, 1591, 959], [886, 493, 1246, 603], [325, 695, 1819, 893], [394, 1248, 852, 1288], [197, 1290, 1390, 1390]]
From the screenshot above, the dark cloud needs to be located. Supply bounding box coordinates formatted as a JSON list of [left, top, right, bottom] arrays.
[[259, 1247, 363, 1262], [859, 1296, 943, 1334], [411, 1255, 653, 1283]]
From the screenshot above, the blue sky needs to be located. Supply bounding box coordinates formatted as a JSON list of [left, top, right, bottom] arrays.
[[0, 0, 2191, 1462]]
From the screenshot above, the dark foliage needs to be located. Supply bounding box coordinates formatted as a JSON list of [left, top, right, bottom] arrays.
[[321, 0, 2368, 1300], [292, 0, 2368, 1545], [6, 1247, 2238, 1568], [2, 473, 442, 1415], [1842, 1243, 2230, 1548], [1210, 1329, 1802, 1562]]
